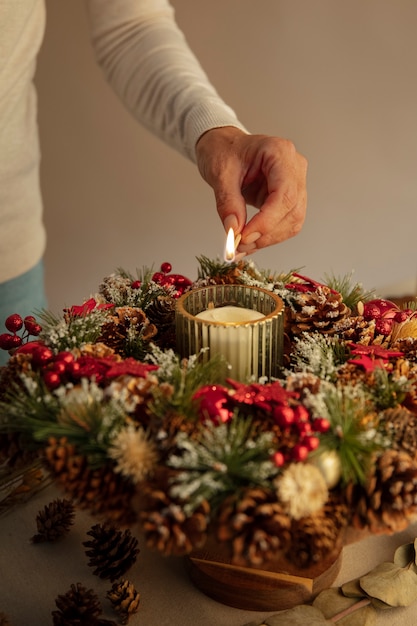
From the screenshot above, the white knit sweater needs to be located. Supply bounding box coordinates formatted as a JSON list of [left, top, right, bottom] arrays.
[[0, 0, 245, 283]]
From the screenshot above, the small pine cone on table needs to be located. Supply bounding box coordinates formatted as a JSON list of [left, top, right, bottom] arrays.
[[107, 579, 140, 625], [285, 495, 348, 569], [83, 523, 140, 582], [215, 487, 292, 568], [44, 436, 136, 524], [140, 488, 210, 556], [52, 582, 117, 626], [32, 498, 75, 543], [285, 286, 350, 338], [346, 449, 417, 534]]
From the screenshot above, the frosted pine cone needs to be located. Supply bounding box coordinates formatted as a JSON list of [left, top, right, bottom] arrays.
[[83, 523, 139, 582], [32, 498, 75, 543], [97, 306, 156, 356], [44, 437, 136, 524], [346, 449, 417, 533], [286, 286, 350, 337], [145, 295, 176, 350], [380, 406, 417, 459], [140, 489, 210, 556], [216, 487, 291, 568], [107, 579, 140, 625]]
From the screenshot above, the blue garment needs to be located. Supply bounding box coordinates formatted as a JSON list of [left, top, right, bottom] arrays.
[[0, 260, 47, 366]]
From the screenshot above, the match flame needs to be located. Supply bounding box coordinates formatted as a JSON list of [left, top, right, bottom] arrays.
[[224, 227, 236, 262]]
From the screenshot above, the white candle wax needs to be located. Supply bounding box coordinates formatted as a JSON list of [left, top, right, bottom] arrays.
[[195, 305, 264, 380]]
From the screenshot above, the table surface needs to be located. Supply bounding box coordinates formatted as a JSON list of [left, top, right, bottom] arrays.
[[1, 485, 417, 626]]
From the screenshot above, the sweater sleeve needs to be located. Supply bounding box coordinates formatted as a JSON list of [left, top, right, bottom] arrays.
[[84, 0, 248, 162]]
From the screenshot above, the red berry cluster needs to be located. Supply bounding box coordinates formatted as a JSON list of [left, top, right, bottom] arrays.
[[271, 403, 330, 466], [151, 262, 192, 298], [363, 298, 413, 337], [193, 380, 331, 467], [0, 314, 42, 352]]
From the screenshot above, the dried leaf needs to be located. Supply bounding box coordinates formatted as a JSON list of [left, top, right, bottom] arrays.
[[360, 561, 417, 607], [393, 541, 416, 568], [263, 605, 331, 625], [341, 577, 367, 598], [313, 588, 377, 624]]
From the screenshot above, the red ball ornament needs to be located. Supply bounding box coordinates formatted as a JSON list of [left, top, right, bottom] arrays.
[[32, 345, 54, 366], [160, 261, 172, 274], [303, 435, 320, 451], [131, 280, 141, 289], [273, 405, 294, 427], [5, 314, 23, 333], [152, 271, 164, 283], [375, 318, 393, 336]]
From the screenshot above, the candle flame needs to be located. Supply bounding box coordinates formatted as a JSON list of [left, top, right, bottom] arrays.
[[224, 227, 236, 262]]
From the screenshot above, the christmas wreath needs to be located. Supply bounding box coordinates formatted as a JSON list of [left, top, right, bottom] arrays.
[[1, 256, 417, 571]]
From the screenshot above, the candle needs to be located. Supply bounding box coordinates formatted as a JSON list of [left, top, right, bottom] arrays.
[[176, 285, 284, 382], [195, 305, 264, 380]]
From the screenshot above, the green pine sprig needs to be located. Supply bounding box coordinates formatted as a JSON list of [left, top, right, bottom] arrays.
[[167, 416, 278, 514], [318, 385, 380, 485], [323, 271, 375, 311]]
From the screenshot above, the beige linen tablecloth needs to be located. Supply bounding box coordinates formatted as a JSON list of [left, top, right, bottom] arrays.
[[1, 485, 417, 626]]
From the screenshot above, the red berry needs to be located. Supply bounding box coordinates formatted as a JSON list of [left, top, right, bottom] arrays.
[[160, 262, 172, 274], [291, 444, 309, 462], [273, 405, 294, 427], [56, 351, 75, 367], [152, 272, 164, 283], [313, 417, 331, 433], [0, 333, 22, 350], [303, 435, 320, 451], [131, 280, 141, 289], [272, 451, 285, 467], [24, 316, 42, 335], [293, 404, 310, 422], [43, 370, 61, 390], [50, 361, 66, 375], [5, 313, 23, 333]]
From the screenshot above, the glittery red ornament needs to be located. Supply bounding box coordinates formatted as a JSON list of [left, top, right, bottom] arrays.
[[0, 333, 22, 350], [131, 280, 141, 289], [43, 370, 61, 390], [5, 313, 23, 333], [160, 261, 172, 274]]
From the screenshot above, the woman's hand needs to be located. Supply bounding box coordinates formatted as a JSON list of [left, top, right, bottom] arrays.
[[195, 127, 307, 255]]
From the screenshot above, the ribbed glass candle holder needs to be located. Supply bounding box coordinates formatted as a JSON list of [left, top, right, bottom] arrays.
[[175, 284, 284, 381]]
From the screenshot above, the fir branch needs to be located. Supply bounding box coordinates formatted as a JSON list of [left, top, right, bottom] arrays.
[[196, 255, 239, 280], [366, 368, 410, 410], [319, 386, 380, 485], [39, 308, 109, 352], [323, 271, 375, 311], [290, 332, 348, 380], [167, 416, 277, 513]]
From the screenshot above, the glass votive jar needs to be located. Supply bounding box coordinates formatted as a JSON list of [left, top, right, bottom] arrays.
[[175, 284, 284, 382]]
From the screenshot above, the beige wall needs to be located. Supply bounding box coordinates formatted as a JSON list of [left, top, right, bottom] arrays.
[[35, 0, 417, 312]]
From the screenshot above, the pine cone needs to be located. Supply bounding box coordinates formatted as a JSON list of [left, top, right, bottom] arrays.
[[145, 295, 177, 350], [83, 523, 140, 581], [380, 406, 417, 459], [107, 580, 140, 624], [44, 437, 136, 524], [140, 488, 210, 556], [285, 287, 350, 337], [285, 496, 348, 568], [97, 306, 157, 356], [346, 449, 417, 533], [215, 487, 292, 568], [99, 274, 133, 303], [52, 582, 117, 626], [0, 612, 11, 626], [32, 498, 75, 543]]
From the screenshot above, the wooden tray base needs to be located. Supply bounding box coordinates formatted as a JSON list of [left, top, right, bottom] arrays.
[[185, 540, 343, 612]]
